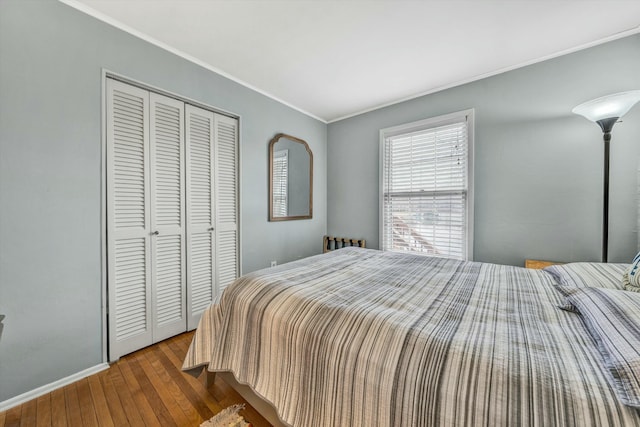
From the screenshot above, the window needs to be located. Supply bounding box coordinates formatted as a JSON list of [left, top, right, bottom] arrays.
[[380, 110, 474, 260], [272, 149, 289, 216]]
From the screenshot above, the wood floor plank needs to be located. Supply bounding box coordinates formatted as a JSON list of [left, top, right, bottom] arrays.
[[3, 405, 20, 427], [144, 348, 202, 426], [107, 363, 147, 427], [115, 356, 161, 427], [134, 349, 191, 426], [87, 373, 114, 427], [126, 355, 176, 427], [50, 388, 67, 427], [97, 369, 128, 427], [166, 334, 186, 357], [63, 384, 83, 427], [172, 332, 191, 354], [35, 394, 51, 427], [76, 378, 98, 427], [157, 341, 220, 418], [0, 332, 273, 427], [18, 398, 36, 427]]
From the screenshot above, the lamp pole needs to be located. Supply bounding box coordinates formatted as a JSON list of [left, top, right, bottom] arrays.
[[596, 117, 617, 263]]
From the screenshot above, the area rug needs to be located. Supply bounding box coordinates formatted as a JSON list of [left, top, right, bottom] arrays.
[[200, 404, 250, 427]]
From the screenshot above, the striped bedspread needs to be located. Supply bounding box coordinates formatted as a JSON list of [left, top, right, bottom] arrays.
[[183, 248, 640, 426]]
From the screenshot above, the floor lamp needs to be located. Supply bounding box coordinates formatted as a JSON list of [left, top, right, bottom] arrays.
[[572, 90, 640, 262]]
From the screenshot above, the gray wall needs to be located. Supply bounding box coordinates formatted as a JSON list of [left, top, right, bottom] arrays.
[[328, 34, 640, 265], [0, 0, 326, 402]]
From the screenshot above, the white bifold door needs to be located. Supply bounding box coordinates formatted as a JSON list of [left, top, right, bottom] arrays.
[[106, 79, 238, 361], [185, 106, 239, 329]]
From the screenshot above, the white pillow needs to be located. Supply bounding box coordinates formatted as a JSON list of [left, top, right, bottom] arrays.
[[564, 287, 640, 408], [624, 251, 640, 290]]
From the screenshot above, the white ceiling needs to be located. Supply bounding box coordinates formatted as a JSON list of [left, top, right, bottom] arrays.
[[65, 0, 640, 123]]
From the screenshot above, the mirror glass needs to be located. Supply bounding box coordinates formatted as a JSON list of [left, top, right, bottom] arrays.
[[269, 133, 313, 221]]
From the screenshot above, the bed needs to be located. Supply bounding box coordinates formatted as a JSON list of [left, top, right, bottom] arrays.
[[183, 247, 640, 426]]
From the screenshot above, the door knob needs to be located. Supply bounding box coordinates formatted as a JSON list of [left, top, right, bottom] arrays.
[[152, 231, 159, 235]]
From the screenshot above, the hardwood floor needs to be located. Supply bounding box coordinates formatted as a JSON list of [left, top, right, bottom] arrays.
[[0, 332, 271, 427]]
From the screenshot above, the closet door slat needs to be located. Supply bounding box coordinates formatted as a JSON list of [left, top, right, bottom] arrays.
[[186, 105, 216, 330], [214, 115, 239, 293], [107, 79, 153, 360], [150, 93, 187, 342]]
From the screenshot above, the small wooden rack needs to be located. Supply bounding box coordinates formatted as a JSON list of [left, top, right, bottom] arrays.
[[323, 235, 366, 253], [524, 259, 562, 269]]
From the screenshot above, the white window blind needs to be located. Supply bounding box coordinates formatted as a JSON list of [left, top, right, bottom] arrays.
[[380, 111, 473, 260], [272, 150, 288, 217]]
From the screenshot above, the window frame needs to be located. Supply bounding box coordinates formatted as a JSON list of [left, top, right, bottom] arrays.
[[378, 109, 475, 260]]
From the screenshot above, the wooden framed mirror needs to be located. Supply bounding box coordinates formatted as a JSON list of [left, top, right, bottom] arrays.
[[269, 133, 313, 221]]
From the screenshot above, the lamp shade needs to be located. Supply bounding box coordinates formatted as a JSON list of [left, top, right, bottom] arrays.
[[572, 90, 640, 122]]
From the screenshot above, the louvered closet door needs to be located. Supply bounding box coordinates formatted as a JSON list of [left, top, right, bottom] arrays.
[[214, 114, 239, 293], [186, 105, 216, 329], [106, 79, 153, 360], [149, 93, 187, 342]]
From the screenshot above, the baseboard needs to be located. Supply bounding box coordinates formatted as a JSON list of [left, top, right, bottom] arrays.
[[0, 363, 110, 412]]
